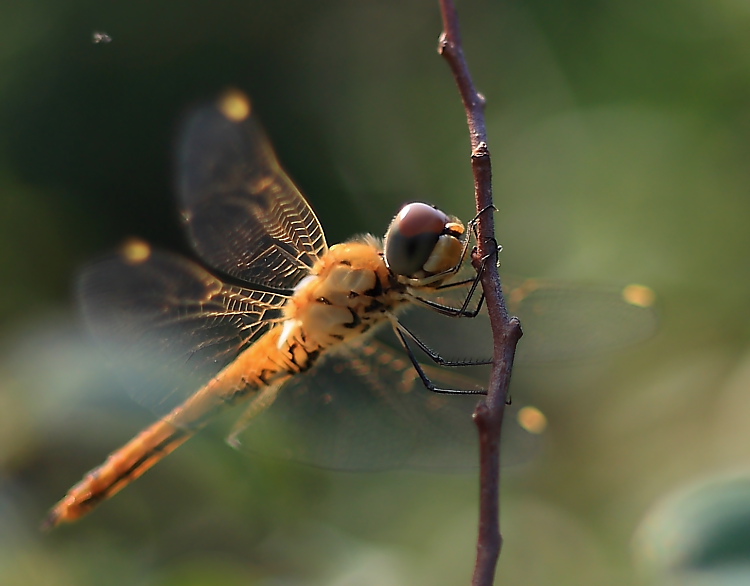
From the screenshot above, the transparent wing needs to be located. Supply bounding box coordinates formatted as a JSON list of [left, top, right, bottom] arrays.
[[77, 242, 289, 415], [504, 276, 658, 362], [177, 91, 328, 289], [405, 269, 658, 363], [232, 336, 537, 471]]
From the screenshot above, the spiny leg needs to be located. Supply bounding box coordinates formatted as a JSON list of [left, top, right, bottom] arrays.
[[390, 321, 487, 396], [392, 318, 492, 367], [413, 278, 485, 317], [393, 321, 512, 404]]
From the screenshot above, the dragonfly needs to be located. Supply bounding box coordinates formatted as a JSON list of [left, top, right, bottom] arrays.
[[44, 90, 656, 529]]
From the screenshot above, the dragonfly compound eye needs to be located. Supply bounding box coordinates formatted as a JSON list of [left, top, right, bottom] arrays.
[[384, 202, 449, 277]]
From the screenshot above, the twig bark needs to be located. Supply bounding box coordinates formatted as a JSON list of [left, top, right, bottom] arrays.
[[436, 2, 523, 584]]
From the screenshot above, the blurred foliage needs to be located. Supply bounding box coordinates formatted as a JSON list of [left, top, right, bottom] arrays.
[[2, 0, 750, 585]]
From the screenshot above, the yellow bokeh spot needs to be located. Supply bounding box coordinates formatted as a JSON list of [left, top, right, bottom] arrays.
[[517, 405, 547, 434], [506, 278, 541, 308], [622, 284, 656, 309], [219, 90, 251, 122], [121, 238, 151, 265]]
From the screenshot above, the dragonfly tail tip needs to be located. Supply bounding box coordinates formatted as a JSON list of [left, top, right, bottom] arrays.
[[40, 510, 60, 533]]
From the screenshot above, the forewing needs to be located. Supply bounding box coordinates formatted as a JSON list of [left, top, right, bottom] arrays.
[[404, 271, 658, 363], [231, 336, 536, 471], [77, 243, 288, 415], [177, 91, 327, 289]]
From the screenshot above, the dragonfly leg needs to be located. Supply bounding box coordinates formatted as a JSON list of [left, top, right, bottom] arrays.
[[390, 321, 488, 395], [226, 382, 284, 448], [412, 243, 498, 317], [413, 286, 485, 317], [392, 318, 492, 367], [466, 205, 499, 262], [467, 204, 497, 241]]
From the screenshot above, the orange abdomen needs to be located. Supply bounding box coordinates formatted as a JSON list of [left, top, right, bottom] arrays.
[[44, 327, 293, 529]]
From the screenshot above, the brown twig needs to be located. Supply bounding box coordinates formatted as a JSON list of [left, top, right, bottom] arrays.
[[437, 1, 523, 585]]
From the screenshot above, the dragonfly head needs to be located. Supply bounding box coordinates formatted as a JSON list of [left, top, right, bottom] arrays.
[[383, 202, 466, 284]]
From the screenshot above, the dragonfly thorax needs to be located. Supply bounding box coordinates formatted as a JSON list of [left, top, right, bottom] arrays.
[[282, 240, 406, 351]]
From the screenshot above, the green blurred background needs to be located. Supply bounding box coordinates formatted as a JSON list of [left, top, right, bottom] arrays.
[[2, 1, 750, 584]]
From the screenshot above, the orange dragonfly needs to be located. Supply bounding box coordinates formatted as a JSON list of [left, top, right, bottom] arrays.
[[45, 90, 655, 529]]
